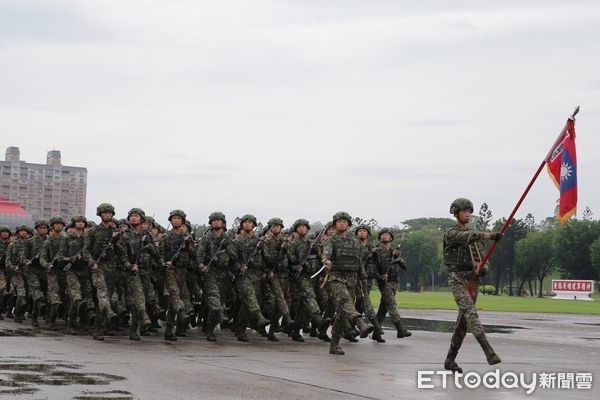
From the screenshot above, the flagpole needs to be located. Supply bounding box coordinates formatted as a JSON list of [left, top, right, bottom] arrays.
[[466, 106, 580, 298]]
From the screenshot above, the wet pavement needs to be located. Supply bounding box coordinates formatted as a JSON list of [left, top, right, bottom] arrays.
[[0, 308, 598, 399]]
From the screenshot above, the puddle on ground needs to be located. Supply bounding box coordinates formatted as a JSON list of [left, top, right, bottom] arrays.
[[383, 317, 525, 334], [0, 328, 38, 337], [0, 359, 128, 399], [74, 389, 134, 400]]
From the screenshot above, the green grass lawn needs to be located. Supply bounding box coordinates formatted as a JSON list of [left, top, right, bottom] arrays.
[[369, 291, 600, 315]]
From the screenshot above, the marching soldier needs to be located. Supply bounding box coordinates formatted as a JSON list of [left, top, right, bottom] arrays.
[[60, 215, 95, 333], [83, 203, 126, 340], [159, 209, 193, 341], [0, 226, 11, 319], [197, 212, 231, 341], [227, 214, 270, 342], [287, 219, 329, 342], [355, 224, 386, 343], [121, 208, 156, 340], [373, 228, 412, 339], [23, 220, 49, 327], [443, 198, 502, 372], [5, 225, 30, 323], [321, 212, 374, 355], [261, 217, 295, 341]]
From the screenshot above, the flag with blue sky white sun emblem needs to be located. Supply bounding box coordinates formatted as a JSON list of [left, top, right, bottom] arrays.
[[547, 118, 578, 223]]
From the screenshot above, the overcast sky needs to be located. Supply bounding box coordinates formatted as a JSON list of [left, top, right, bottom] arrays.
[[1, 0, 599, 228]]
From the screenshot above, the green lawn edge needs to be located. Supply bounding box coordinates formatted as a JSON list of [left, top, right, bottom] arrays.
[[369, 291, 600, 315]]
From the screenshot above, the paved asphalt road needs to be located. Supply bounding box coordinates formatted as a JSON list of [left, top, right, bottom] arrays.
[[1, 308, 598, 399]]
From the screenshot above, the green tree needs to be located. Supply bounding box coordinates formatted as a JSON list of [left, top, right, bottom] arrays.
[[476, 203, 493, 231], [515, 230, 556, 297], [401, 230, 442, 292], [582, 206, 594, 221], [590, 237, 600, 278], [489, 218, 528, 295], [553, 220, 600, 280]]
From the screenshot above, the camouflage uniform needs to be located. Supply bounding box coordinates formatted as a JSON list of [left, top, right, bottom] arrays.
[[443, 198, 501, 372], [23, 228, 49, 327], [261, 225, 294, 339], [40, 232, 67, 328], [321, 212, 374, 355], [373, 235, 411, 338], [159, 220, 194, 340], [60, 227, 95, 330], [197, 226, 231, 341], [121, 228, 159, 339], [0, 227, 11, 318], [355, 229, 385, 342], [227, 216, 270, 341], [5, 231, 28, 322], [287, 227, 327, 341], [83, 220, 127, 338]]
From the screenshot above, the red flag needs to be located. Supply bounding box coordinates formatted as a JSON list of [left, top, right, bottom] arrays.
[[547, 118, 577, 223]]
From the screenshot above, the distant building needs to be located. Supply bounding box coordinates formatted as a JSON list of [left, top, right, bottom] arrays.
[[0, 147, 87, 221], [0, 196, 34, 230]]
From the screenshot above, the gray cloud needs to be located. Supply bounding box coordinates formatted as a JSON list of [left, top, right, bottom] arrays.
[[0, 0, 109, 44], [1, 0, 599, 227]]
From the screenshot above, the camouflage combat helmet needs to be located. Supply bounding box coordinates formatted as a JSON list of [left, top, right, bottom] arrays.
[[354, 224, 371, 236], [0, 226, 11, 234], [292, 218, 311, 232], [145, 216, 155, 227], [34, 219, 49, 229], [184, 220, 193, 233], [450, 198, 474, 215], [267, 217, 284, 228], [49, 216, 66, 226], [332, 211, 352, 225], [168, 209, 187, 222], [240, 214, 257, 226], [208, 211, 226, 224], [127, 207, 146, 222], [15, 224, 29, 233], [70, 215, 87, 227], [119, 218, 131, 228], [378, 227, 395, 241], [86, 221, 97, 229], [96, 203, 115, 216]]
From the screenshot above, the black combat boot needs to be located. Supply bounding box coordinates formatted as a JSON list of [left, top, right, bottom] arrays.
[[5, 295, 15, 319], [0, 291, 5, 320], [476, 333, 502, 365], [444, 345, 463, 373], [92, 311, 105, 340], [354, 317, 374, 338], [371, 319, 385, 343], [236, 325, 249, 342], [394, 321, 412, 338], [129, 316, 141, 341], [31, 299, 41, 327], [14, 295, 25, 323], [163, 311, 177, 341], [47, 303, 58, 330], [329, 332, 345, 355], [267, 323, 279, 342]]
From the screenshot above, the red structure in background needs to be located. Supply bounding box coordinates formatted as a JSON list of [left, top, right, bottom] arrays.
[[0, 196, 34, 230]]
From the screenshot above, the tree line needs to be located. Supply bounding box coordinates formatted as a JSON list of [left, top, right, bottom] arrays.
[[193, 207, 600, 296]]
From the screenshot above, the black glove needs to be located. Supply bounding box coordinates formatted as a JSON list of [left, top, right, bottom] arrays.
[[491, 232, 503, 242]]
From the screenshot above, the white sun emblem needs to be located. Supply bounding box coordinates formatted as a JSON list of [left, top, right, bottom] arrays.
[[560, 162, 573, 181]]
